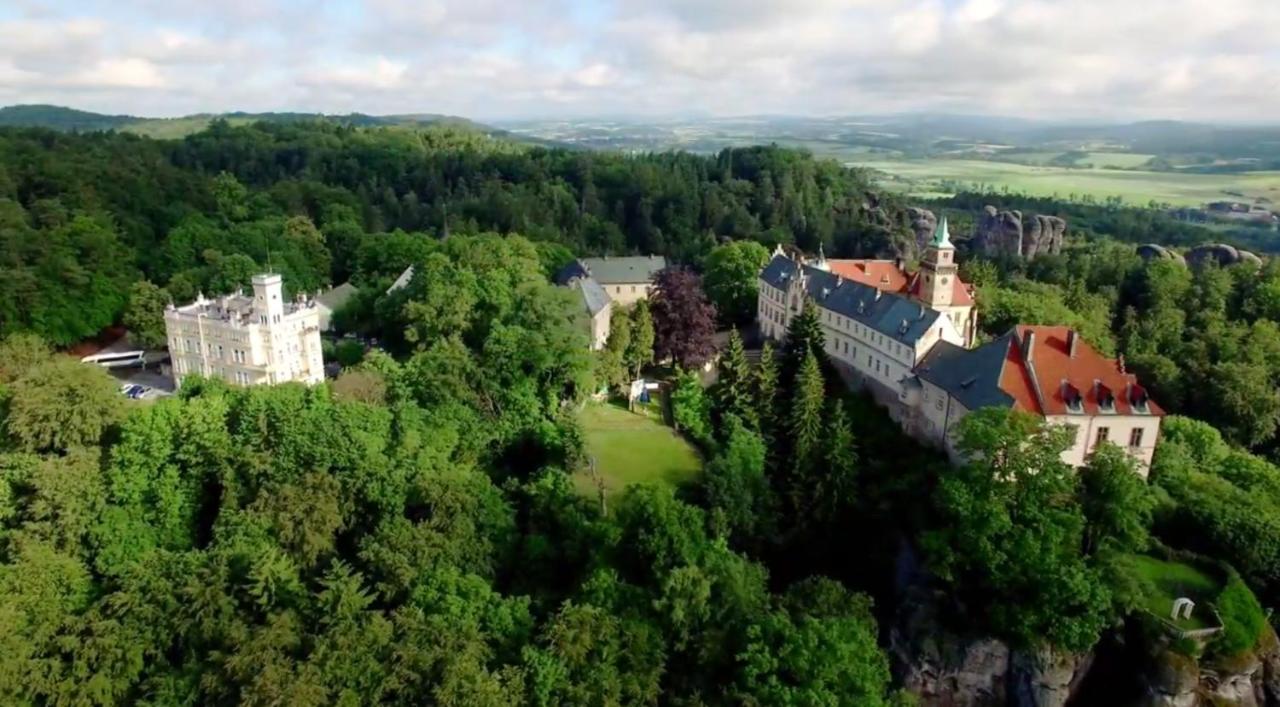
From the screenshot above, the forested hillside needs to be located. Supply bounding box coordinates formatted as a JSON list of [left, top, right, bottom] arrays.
[[0, 120, 904, 345], [5, 119, 1280, 704]]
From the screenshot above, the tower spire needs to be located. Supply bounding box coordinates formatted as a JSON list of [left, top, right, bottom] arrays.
[[930, 217, 954, 249]]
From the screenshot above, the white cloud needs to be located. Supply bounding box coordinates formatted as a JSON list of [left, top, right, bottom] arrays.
[[0, 0, 1277, 120]]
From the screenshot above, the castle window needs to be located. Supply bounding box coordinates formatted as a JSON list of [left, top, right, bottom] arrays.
[[1129, 428, 1144, 448]]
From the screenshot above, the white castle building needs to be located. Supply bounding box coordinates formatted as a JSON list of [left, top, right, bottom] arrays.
[[757, 219, 1163, 470], [164, 273, 324, 388]]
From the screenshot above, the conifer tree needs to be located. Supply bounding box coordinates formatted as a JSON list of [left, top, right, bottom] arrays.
[[788, 347, 826, 487], [814, 399, 858, 524], [714, 330, 756, 429], [754, 341, 781, 451], [784, 299, 825, 383]]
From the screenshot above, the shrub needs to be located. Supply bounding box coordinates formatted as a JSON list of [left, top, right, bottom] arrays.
[[1213, 572, 1267, 656]]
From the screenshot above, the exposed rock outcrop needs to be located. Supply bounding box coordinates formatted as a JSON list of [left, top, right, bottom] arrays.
[[1136, 243, 1187, 265], [1185, 243, 1264, 269], [1009, 646, 1094, 707], [1141, 649, 1200, 707], [891, 590, 1010, 707], [1256, 626, 1280, 704], [972, 206, 1066, 260], [908, 207, 939, 254]]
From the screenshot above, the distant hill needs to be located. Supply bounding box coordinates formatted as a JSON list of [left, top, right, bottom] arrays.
[[0, 104, 138, 132], [0, 105, 564, 146]]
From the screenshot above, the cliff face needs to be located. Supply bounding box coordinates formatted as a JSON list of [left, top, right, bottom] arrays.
[[972, 206, 1066, 260], [1135, 625, 1280, 707], [908, 207, 939, 256], [890, 590, 1092, 707]]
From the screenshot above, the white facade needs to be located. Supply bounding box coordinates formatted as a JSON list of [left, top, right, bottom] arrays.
[[757, 275, 965, 390], [164, 273, 324, 388]]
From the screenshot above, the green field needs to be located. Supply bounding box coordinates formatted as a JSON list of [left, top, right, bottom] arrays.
[[860, 157, 1280, 207], [574, 401, 702, 504], [1123, 554, 1221, 630]]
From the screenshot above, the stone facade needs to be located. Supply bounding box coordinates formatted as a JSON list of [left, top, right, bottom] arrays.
[[164, 273, 324, 388]]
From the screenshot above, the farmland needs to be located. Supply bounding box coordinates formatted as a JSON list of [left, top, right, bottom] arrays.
[[858, 157, 1280, 207]]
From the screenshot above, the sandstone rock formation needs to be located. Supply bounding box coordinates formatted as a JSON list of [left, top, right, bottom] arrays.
[[891, 589, 1010, 707], [1136, 244, 1187, 265], [1185, 243, 1264, 269], [972, 206, 1066, 260], [1009, 647, 1094, 707], [908, 207, 939, 254]]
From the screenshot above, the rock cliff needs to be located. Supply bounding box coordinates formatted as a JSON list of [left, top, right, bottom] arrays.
[[908, 207, 939, 255], [972, 206, 1066, 260], [890, 590, 1094, 707]]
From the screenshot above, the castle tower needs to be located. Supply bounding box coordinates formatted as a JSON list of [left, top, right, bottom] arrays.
[[252, 273, 285, 326], [919, 217, 957, 308]]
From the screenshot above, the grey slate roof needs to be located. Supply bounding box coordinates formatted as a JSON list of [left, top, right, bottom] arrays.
[[578, 256, 666, 285], [316, 282, 358, 311], [571, 277, 611, 316], [913, 334, 1016, 411], [760, 254, 942, 346], [554, 260, 591, 286]]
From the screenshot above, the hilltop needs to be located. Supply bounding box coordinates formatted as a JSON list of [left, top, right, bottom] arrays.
[[0, 104, 553, 144]]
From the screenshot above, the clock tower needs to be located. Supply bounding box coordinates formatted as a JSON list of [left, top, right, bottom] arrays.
[[919, 217, 957, 308]]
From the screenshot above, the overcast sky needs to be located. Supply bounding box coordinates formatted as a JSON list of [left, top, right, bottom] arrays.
[[1, 0, 1276, 122]]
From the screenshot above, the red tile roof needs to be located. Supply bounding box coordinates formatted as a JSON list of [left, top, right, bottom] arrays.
[[1002, 325, 1164, 417], [826, 259, 910, 292], [905, 272, 975, 307], [826, 259, 974, 307]]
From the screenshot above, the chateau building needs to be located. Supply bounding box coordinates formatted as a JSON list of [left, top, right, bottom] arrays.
[[756, 220, 1162, 470], [555, 255, 668, 349], [901, 325, 1164, 473], [555, 255, 668, 307], [758, 247, 966, 399], [817, 219, 978, 346], [164, 273, 324, 388]]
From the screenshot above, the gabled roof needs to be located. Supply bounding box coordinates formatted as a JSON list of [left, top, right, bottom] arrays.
[[914, 325, 1164, 418], [386, 265, 415, 295], [316, 282, 358, 311], [578, 256, 666, 284], [570, 277, 612, 316], [826, 259, 910, 291], [760, 254, 943, 346], [906, 271, 976, 307], [553, 260, 591, 286], [914, 336, 1019, 412]]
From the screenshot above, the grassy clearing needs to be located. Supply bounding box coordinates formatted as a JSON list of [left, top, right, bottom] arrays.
[[859, 157, 1280, 207], [1122, 554, 1221, 630], [574, 400, 701, 505]]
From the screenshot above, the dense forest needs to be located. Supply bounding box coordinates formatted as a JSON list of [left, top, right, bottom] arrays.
[[3, 119, 1280, 704]]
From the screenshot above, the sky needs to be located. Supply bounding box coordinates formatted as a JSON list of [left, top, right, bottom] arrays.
[[1, 0, 1277, 122]]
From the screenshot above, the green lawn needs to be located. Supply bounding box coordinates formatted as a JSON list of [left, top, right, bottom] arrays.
[[859, 157, 1280, 207], [574, 401, 702, 505], [1122, 554, 1222, 630]]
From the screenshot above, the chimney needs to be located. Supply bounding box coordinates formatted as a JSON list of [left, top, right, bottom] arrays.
[[1067, 329, 1078, 358], [1117, 354, 1126, 374], [836, 275, 844, 287], [1022, 329, 1035, 362], [894, 257, 905, 272]]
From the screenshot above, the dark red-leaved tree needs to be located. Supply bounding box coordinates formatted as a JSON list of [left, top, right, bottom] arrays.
[[650, 267, 718, 369]]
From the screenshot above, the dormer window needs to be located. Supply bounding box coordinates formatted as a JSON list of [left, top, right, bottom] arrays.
[[1129, 383, 1150, 413], [1062, 381, 1083, 413], [1095, 381, 1115, 413]]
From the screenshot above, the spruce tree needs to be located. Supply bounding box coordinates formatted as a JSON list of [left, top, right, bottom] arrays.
[[714, 330, 756, 429], [784, 299, 825, 383], [815, 399, 858, 524], [788, 347, 826, 488], [754, 340, 781, 451]]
